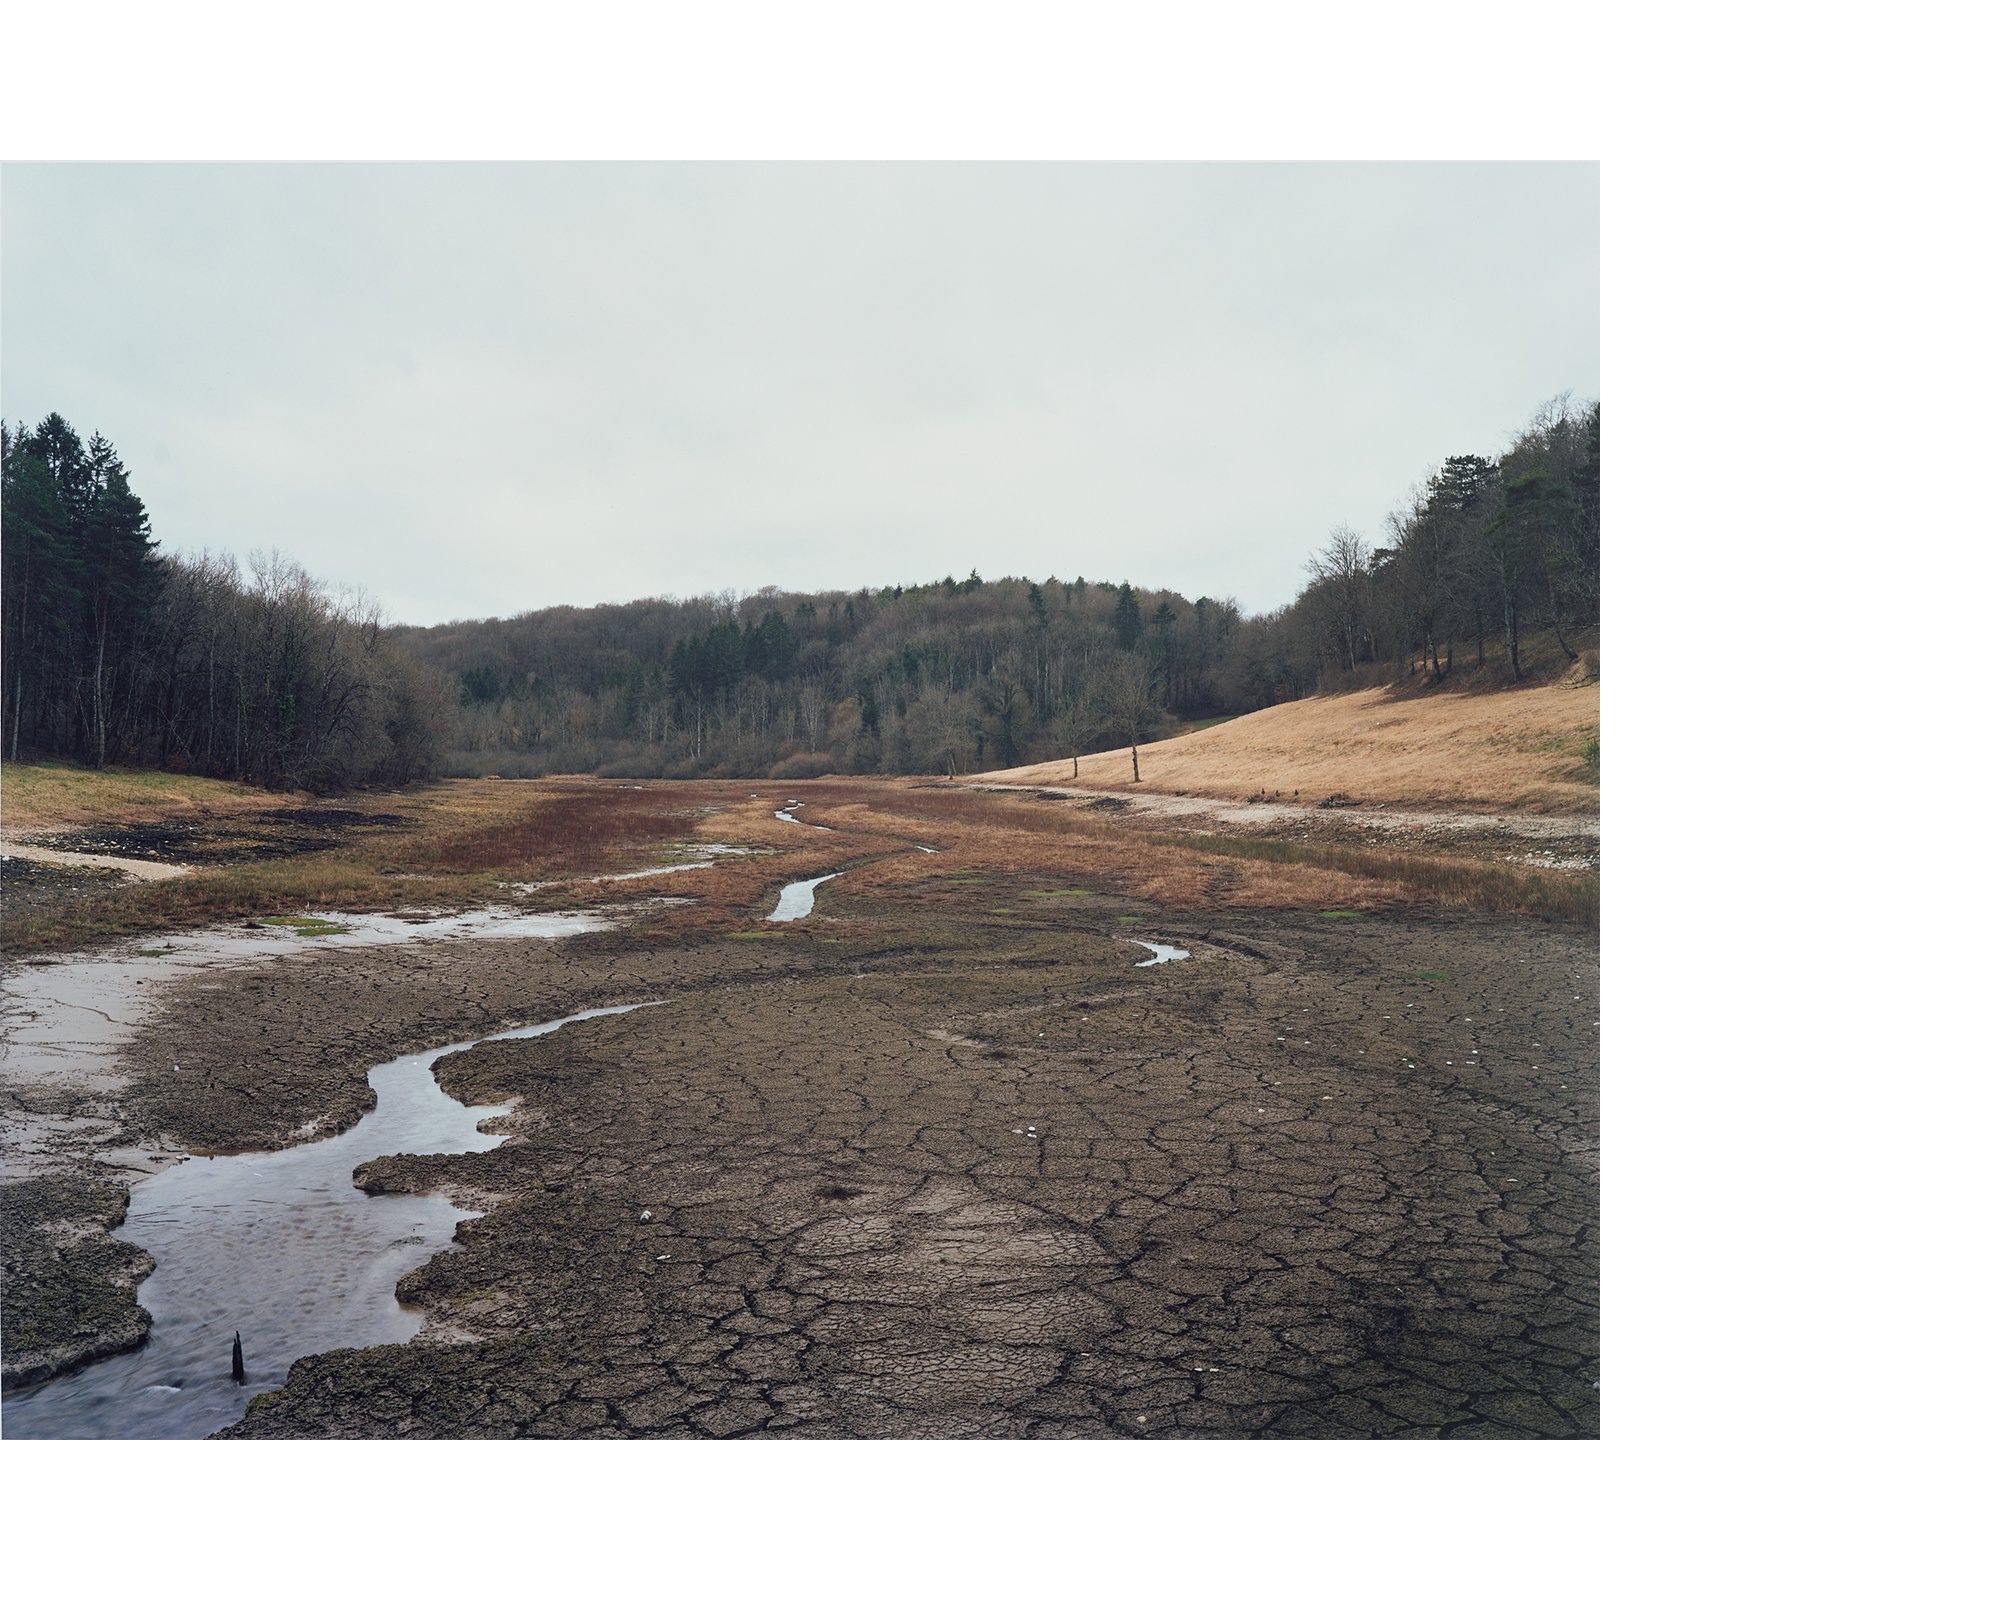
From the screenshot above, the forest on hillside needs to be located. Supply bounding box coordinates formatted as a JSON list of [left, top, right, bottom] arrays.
[[1, 416, 452, 790], [0, 396, 1596, 790], [405, 395, 1599, 779]]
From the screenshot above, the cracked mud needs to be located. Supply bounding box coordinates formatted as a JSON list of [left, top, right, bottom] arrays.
[[190, 906, 1597, 1439], [3, 786, 1597, 1440]]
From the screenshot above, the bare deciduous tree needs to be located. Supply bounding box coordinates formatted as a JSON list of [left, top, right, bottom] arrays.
[[1093, 655, 1160, 782]]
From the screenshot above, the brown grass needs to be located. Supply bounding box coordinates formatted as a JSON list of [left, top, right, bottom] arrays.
[[1, 761, 305, 834], [981, 675, 1601, 813]]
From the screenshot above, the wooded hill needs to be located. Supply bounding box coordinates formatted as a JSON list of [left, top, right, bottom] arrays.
[[1, 395, 1596, 791], [402, 394, 1599, 780]]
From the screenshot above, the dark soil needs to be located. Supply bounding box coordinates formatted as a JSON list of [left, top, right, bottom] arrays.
[[0, 856, 126, 921], [30, 805, 413, 868], [1, 1175, 155, 1390]]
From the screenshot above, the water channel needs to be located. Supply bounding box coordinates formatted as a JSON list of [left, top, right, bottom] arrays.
[[3, 1001, 662, 1440]]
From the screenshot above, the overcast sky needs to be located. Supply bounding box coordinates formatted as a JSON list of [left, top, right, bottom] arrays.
[[2, 162, 1595, 626]]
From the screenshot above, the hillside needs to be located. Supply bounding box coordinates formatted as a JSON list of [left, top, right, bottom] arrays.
[[980, 672, 1600, 814], [1, 763, 295, 835]]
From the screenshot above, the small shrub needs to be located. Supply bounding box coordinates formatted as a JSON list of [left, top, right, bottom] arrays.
[[770, 752, 836, 780]]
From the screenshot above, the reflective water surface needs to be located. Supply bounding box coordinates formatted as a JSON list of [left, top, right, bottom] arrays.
[[2, 1002, 659, 1440], [767, 874, 839, 922], [1, 905, 621, 1180]]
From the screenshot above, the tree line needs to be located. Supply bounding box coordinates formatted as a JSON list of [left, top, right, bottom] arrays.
[[2, 415, 452, 790], [2, 395, 1596, 791], [1294, 394, 1599, 689]]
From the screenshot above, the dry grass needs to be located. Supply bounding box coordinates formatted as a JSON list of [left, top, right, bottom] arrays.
[[983, 674, 1601, 813], [1, 761, 301, 834]]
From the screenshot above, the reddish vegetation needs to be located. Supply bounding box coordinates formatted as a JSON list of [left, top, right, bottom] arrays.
[[416, 783, 696, 876]]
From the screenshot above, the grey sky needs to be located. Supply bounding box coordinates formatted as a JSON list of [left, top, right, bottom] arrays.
[[2, 163, 1596, 626]]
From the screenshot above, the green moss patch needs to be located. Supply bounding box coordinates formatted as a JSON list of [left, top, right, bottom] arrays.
[[257, 915, 346, 935]]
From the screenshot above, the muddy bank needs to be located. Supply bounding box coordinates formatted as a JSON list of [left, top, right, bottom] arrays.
[[0, 910, 668, 1392], [1, 1175, 155, 1390], [207, 899, 1598, 1439], [116, 925, 669, 1155], [4, 1004, 670, 1438], [0, 855, 129, 920]]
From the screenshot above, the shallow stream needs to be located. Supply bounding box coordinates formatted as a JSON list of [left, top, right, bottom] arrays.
[[1, 904, 622, 1180], [767, 873, 839, 922], [2, 1001, 660, 1440]]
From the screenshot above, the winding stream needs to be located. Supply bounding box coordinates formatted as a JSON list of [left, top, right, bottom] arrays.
[[2, 1001, 661, 1440]]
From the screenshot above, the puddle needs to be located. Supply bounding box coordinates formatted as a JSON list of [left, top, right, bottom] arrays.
[[1, 1002, 662, 1439], [1130, 940, 1190, 968], [516, 862, 710, 892], [767, 874, 839, 922]]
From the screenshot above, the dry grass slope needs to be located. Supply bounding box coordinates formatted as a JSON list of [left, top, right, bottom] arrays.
[[984, 676, 1600, 813], [1, 762, 296, 834]]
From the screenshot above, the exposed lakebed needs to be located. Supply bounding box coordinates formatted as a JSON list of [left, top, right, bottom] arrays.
[[3, 1002, 661, 1439]]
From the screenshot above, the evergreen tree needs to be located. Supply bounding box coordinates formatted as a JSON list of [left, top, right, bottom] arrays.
[[1113, 582, 1143, 650]]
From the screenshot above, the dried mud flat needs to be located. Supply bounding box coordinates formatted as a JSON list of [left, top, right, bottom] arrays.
[[21, 903, 1597, 1440], [3, 784, 1598, 1439]]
